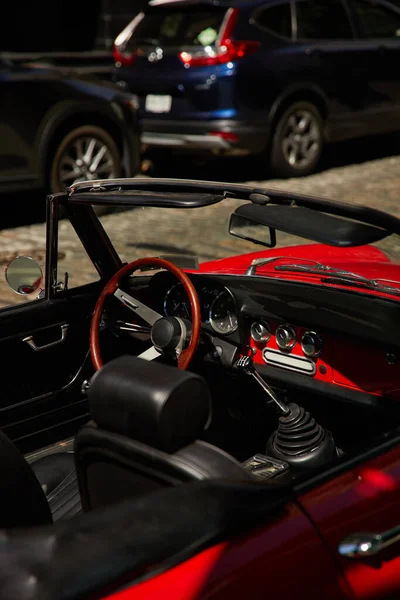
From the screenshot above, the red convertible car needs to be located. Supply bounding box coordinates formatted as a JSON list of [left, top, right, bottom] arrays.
[[1, 177, 400, 600]]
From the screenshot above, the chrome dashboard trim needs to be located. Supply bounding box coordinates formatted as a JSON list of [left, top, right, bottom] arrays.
[[262, 348, 316, 376]]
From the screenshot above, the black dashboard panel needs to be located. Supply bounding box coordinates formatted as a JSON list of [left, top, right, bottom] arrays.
[[149, 270, 400, 349], [126, 270, 400, 402]]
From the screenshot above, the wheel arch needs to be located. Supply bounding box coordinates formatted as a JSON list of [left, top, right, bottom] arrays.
[[267, 85, 329, 146], [37, 102, 126, 189]]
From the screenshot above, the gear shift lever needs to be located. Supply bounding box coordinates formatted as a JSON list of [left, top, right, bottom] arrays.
[[235, 356, 290, 415], [236, 355, 339, 471]]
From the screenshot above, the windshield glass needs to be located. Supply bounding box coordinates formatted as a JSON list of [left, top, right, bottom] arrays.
[[92, 200, 400, 280], [97, 201, 257, 265], [126, 6, 226, 49], [127, 5, 226, 49]]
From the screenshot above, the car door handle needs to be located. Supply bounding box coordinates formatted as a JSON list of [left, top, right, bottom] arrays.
[[22, 324, 69, 351], [338, 525, 400, 557]]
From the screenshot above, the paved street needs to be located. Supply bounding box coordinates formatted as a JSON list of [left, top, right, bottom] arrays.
[[1, 141, 400, 307]]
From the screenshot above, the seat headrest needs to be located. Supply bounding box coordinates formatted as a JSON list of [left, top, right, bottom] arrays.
[[88, 356, 212, 453]]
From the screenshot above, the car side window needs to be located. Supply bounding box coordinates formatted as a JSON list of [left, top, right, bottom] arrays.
[[350, 0, 400, 38], [295, 0, 353, 39], [57, 219, 100, 291], [253, 3, 293, 38]]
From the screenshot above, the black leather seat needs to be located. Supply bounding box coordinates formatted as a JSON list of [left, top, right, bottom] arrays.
[[0, 429, 81, 529], [75, 355, 252, 511], [30, 451, 82, 522]]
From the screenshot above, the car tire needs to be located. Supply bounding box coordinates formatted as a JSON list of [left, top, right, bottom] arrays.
[[49, 125, 122, 215], [269, 101, 324, 178]]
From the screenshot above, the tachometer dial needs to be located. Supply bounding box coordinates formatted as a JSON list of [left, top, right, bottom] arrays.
[[164, 283, 191, 319], [209, 289, 238, 335]]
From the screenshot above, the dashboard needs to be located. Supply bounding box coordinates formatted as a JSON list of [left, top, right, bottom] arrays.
[[132, 270, 400, 402]]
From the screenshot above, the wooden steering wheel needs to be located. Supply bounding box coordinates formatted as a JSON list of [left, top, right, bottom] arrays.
[[90, 257, 201, 371]]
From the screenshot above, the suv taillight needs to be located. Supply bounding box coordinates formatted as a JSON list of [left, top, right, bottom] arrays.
[[179, 8, 260, 68], [113, 47, 137, 66], [113, 12, 144, 66]]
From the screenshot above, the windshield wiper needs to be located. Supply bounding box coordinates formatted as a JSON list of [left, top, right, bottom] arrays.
[[319, 275, 400, 297], [245, 256, 400, 297]]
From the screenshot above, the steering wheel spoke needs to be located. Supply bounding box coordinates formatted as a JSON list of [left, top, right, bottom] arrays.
[[114, 288, 162, 325], [137, 345, 163, 361]]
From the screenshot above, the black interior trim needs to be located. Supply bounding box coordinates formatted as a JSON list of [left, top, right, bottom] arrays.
[[0, 351, 91, 414], [233, 203, 389, 247], [70, 191, 226, 208], [207, 273, 400, 348]]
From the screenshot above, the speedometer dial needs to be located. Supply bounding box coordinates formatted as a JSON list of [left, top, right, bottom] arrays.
[[164, 283, 191, 319], [209, 289, 238, 335]]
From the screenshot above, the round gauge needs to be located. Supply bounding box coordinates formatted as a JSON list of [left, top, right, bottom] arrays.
[[301, 331, 323, 357], [275, 324, 297, 351], [250, 321, 271, 343], [164, 283, 191, 319], [209, 289, 238, 335]]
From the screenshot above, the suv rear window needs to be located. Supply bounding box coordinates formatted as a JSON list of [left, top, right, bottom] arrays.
[[126, 5, 227, 49]]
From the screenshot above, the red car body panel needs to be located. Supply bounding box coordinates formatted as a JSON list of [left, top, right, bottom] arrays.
[[105, 446, 400, 600], [198, 243, 392, 277], [299, 445, 400, 599], [199, 244, 400, 299], [104, 502, 353, 600]]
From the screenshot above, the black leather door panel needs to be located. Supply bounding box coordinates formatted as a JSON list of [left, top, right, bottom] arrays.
[[0, 281, 101, 450]]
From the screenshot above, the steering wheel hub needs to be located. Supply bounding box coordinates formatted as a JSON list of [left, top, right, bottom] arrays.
[[151, 316, 182, 352]]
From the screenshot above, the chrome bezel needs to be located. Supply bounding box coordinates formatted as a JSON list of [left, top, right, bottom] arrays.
[[163, 282, 186, 317], [250, 321, 271, 343], [275, 324, 297, 351], [262, 348, 316, 376], [209, 288, 238, 335], [301, 331, 323, 358]]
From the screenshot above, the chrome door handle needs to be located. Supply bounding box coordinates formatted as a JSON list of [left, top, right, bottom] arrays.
[[338, 525, 400, 557], [22, 324, 69, 351]]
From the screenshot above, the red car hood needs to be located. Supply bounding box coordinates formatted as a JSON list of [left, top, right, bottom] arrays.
[[198, 243, 400, 300]]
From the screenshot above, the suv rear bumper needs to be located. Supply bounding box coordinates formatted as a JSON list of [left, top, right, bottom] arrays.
[[141, 119, 269, 155]]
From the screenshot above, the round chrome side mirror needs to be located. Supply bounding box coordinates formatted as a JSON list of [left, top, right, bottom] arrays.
[[5, 256, 43, 295]]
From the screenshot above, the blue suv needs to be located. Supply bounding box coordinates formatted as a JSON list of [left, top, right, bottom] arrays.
[[113, 0, 400, 177]]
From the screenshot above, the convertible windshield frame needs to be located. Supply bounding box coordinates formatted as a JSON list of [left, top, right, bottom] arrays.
[[67, 178, 400, 248]]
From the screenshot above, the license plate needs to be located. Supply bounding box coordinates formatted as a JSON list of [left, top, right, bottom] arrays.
[[145, 94, 172, 113]]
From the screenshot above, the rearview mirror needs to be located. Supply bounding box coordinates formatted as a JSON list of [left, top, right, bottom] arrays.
[[5, 256, 43, 295], [229, 213, 276, 248]]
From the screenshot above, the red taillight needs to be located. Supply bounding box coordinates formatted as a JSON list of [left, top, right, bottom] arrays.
[[208, 131, 238, 142], [179, 7, 260, 68], [113, 46, 136, 67], [179, 40, 259, 67]]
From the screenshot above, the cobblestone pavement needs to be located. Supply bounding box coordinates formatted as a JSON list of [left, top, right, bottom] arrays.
[[1, 152, 400, 307]]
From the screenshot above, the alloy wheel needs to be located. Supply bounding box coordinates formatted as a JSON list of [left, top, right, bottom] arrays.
[[57, 135, 118, 187], [281, 109, 321, 170]]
